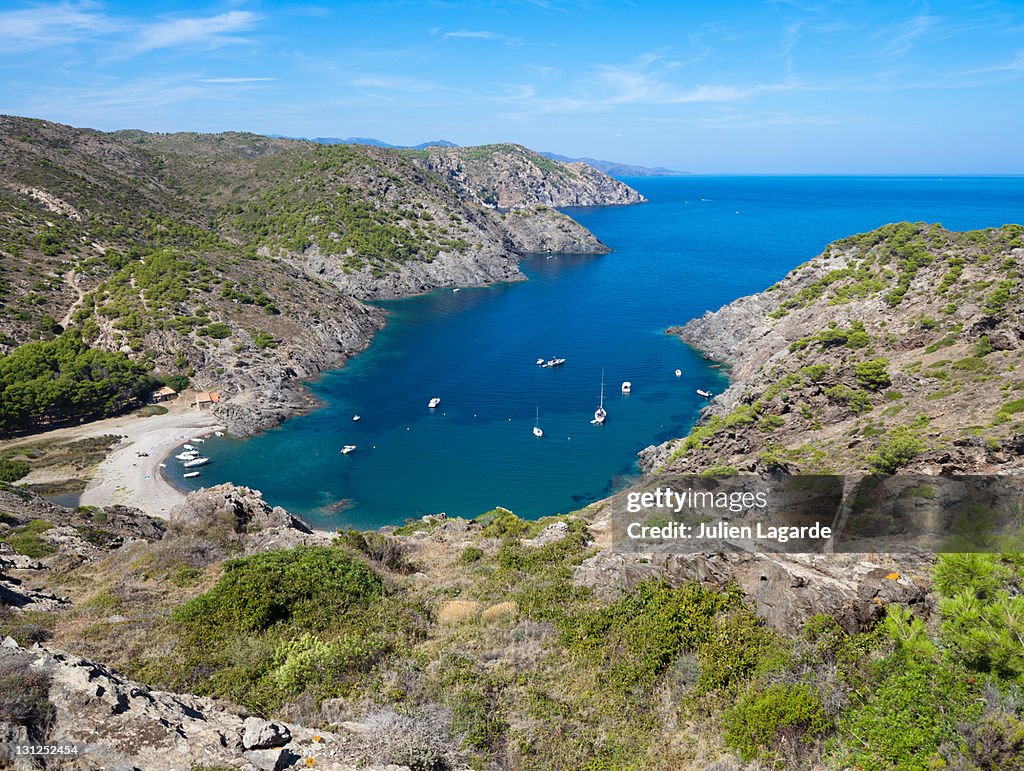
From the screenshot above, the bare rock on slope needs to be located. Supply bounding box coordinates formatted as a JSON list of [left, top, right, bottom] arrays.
[[573, 549, 930, 634]]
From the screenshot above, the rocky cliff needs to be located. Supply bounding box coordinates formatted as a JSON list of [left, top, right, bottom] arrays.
[[415, 143, 647, 209]]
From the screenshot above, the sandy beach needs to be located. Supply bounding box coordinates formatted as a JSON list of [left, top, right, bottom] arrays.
[[1, 400, 224, 520]]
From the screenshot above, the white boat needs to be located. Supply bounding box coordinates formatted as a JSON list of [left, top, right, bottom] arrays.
[[341, 445, 357, 455], [536, 358, 545, 366], [697, 389, 713, 398], [183, 457, 210, 468], [182, 444, 196, 451], [545, 357, 566, 368], [675, 369, 682, 377], [621, 381, 631, 394], [593, 370, 607, 425], [192, 437, 205, 443], [215, 431, 224, 437], [183, 471, 201, 479], [175, 452, 199, 461], [533, 407, 543, 438], [352, 415, 361, 422], [428, 397, 441, 408]]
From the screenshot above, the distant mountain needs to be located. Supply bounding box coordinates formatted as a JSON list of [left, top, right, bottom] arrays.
[[310, 137, 459, 150], [540, 151, 689, 178]]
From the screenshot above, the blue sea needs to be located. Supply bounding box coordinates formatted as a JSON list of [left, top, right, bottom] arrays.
[[175, 176, 1024, 529]]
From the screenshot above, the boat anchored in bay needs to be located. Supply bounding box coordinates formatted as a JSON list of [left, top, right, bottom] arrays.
[[593, 370, 607, 425]]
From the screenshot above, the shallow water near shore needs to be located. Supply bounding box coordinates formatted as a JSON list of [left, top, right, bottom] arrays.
[[173, 175, 1024, 529]]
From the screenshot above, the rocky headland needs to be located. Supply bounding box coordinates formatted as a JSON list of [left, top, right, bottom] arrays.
[[0, 117, 642, 438]]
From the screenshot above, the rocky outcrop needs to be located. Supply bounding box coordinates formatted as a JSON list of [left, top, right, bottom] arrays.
[[0, 483, 165, 542], [169, 483, 329, 553], [417, 144, 646, 209], [0, 637, 444, 771], [573, 549, 930, 634]]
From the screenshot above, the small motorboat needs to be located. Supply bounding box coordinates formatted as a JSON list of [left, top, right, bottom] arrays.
[[352, 415, 361, 422], [621, 381, 631, 394], [536, 358, 545, 366], [697, 389, 713, 398], [545, 357, 566, 368], [183, 471, 201, 479], [175, 451, 199, 461], [183, 457, 210, 468], [192, 437, 205, 443], [428, 397, 441, 408], [215, 431, 225, 437], [674, 369, 682, 377], [341, 445, 357, 455], [182, 444, 196, 451]]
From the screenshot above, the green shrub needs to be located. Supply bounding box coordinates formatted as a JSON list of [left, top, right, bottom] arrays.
[[457, 546, 485, 565], [0, 458, 29, 482], [724, 683, 830, 762], [337, 530, 415, 573], [173, 546, 384, 640], [478, 508, 529, 539], [825, 384, 873, 415], [867, 428, 926, 473], [5, 520, 57, 558], [835, 657, 981, 770], [271, 631, 391, 699], [855, 358, 892, 391], [169, 565, 205, 587], [202, 322, 232, 340]]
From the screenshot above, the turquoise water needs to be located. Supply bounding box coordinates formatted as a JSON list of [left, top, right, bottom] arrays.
[[176, 176, 1024, 529]]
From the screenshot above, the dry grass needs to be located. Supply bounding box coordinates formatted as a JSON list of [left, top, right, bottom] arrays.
[[436, 600, 481, 625], [481, 601, 517, 623]]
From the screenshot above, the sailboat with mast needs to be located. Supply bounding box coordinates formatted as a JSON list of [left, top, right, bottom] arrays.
[[533, 407, 543, 438], [593, 369, 607, 425]]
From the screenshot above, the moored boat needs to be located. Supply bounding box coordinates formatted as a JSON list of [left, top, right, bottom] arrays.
[[621, 381, 631, 394], [183, 471, 201, 479], [341, 445, 357, 454], [593, 370, 607, 425], [183, 457, 210, 468], [428, 397, 441, 408], [697, 389, 713, 398]]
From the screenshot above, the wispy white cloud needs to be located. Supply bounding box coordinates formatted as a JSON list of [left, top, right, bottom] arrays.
[[127, 10, 261, 55], [347, 75, 443, 93], [872, 14, 938, 59], [437, 28, 523, 45], [197, 77, 277, 84], [0, 1, 116, 52]]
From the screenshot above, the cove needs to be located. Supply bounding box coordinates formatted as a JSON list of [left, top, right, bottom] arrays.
[[176, 175, 1024, 530]]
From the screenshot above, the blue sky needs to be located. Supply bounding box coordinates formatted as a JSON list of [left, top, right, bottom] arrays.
[[2, 0, 1023, 173]]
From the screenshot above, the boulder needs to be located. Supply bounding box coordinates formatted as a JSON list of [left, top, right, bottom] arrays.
[[242, 717, 292, 750]]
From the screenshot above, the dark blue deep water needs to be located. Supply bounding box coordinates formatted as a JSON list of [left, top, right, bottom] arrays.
[[176, 176, 1024, 528]]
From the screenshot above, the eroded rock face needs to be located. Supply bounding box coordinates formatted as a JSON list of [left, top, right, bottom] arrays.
[[417, 144, 646, 208], [0, 486, 165, 543], [242, 716, 292, 750], [573, 549, 931, 633], [0, 638, 462, 771], [169, 483, 312, 535]]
